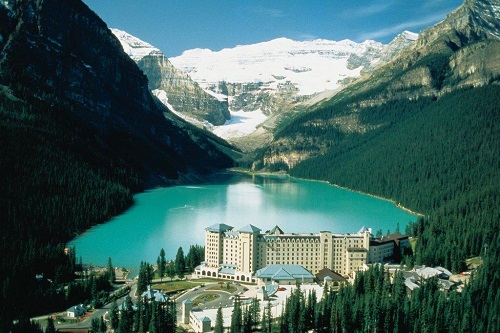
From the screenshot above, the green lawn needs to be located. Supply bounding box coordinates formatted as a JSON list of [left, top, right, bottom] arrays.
[[206, 283, 237, 293], [154, 280, 201, 293]]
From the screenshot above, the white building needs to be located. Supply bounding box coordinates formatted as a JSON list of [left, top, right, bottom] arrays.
[[66, 304, 87, 318], [196, 223, 409, 281]]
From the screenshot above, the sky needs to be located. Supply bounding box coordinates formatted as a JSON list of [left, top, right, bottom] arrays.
[[83, 0, 464, 58]]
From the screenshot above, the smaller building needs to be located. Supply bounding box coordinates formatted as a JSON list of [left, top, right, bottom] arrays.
[[141, 286, 168, 303], [315, 268, 347, 289], [67, 304, 87, 318], [254, 265, 315, 285], [369, 233, 411, 263], [190, 310, 211, 333]]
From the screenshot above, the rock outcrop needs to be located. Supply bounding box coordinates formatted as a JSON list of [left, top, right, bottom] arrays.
[[112, 29, 230, 126], [0, 0, 234, 186]]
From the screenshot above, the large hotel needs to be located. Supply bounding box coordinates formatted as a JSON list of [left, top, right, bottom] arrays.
[[195, 223, 410, 283]]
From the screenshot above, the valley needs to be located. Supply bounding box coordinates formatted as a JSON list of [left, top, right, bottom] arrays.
[[0, 0, 499, 332]]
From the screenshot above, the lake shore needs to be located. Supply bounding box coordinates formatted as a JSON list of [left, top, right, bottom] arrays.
[[228, 167, 424, 217]]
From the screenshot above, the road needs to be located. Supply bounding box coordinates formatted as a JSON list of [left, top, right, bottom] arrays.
[[174, 282, 247, 323], [35, 280, 138, 330]]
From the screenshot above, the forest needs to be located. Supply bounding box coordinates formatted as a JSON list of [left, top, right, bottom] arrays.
[[274, 85, 500, 332]]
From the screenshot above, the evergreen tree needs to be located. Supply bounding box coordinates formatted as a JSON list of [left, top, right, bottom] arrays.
[[137, 261, 153, 295], [166, 261, 176, 281], [261, 301, 272, 333], [107, 257, 115, 285], [99, 316, 107, 333], [175, 247, 186, 278], [230, 298, 242, 333], [109, 300, 119, 330], [90, 317, 100, 333], [158, 248, 166, 281], [214, 306, 224, 333], [45, 317, 56, 333]]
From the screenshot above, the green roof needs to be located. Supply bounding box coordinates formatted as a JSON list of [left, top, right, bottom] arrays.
[[255, 265, 314, 280], [238, 224, 261, 233], [269, 225, 284, 235], [206, 223, 233, 232]]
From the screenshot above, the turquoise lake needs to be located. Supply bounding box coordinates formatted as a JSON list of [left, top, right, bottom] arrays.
[[69, 173, 417, 272]]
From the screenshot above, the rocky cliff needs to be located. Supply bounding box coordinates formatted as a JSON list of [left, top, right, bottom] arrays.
[[256, 0, 500, 171], [112, 29, 230, 126], [0, 0, 234, 186], [169, 34, 417, 142], [342, 0, 500, 101]]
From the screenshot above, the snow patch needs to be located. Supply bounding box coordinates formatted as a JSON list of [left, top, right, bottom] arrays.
[[111, 28, 159, 61], [170, 37, 384, 96], [212, 110, 268, 139], [204, 89, 227, 102], [401, 30, 419, 41], [153, 89, 214, 129]]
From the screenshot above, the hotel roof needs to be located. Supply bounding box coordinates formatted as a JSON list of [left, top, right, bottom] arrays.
[[255, 265, 314, 280], [238, 224, 261, 233], [206, 223, 233, 232]]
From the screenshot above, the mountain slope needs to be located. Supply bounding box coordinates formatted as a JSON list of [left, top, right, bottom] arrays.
[[256, 0, 500, 272], [169, 34, 416, 141], [260, 0, 500, 171], [112, 29, 230, 126], [0, 0, 233, 326], [337, 0, 500, 100]]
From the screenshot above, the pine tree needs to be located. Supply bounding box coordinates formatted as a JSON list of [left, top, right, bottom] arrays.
[[107, 257, 115, 285], [214, 306, 224, 333], [45, 317, 56, 333], [230, 298, 242, 333], [109, 300, 119, 330], [260, 302, 273, 333], [175, 247, 186, 278], [158, 248, 166, 281]]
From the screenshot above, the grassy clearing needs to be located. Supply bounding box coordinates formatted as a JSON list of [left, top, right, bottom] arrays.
[[154, 280, 201, 293], [206, 283, 237, 293], [465, 256, 482, 269]]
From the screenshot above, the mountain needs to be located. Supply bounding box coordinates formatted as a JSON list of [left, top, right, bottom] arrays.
[[0, 0, 233, 325], [112, 29, 230, 126], [341, 0, 500, 100], [259, 0, 500, 171], [169, 34, 417, 140], [255, 0, 500, 273]]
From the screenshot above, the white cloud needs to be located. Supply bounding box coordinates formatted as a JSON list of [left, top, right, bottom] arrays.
[[356, 11, 449, 41], [253, 6, 285, 18], [355, 2, 393, 17], [339, 0, 396, 18]]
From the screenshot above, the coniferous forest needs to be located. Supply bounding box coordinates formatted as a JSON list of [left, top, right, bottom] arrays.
[[269, 85, 500, 332], [1, 0, 500, 331]]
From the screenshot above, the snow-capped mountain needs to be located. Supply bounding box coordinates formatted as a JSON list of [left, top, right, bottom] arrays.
[[112, 29, 230, 126], [111, 29, 160, 61], [170, 37, 386, 97], [112, 28, 417, 140], [168, 34, 417, 140]]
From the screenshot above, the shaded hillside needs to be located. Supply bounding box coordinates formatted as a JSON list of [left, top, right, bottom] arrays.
[[257, 0, 500, 269], [0, 0, 233, 328], [290, 86, 500, 271], [253, 2, 500, 330]]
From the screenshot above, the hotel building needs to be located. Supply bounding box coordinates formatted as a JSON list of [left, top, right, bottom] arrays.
[[196, 224, 409, 283]]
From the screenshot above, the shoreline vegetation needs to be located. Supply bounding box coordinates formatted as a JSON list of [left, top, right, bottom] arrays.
[[227, 167, 424, 217]]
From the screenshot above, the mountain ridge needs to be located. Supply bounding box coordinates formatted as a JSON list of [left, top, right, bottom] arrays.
[[0, 1, 234, 325], [112, 29, 230, 126]]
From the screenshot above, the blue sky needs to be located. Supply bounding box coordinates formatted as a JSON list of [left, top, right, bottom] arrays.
[[83, 0, 463, 57]]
